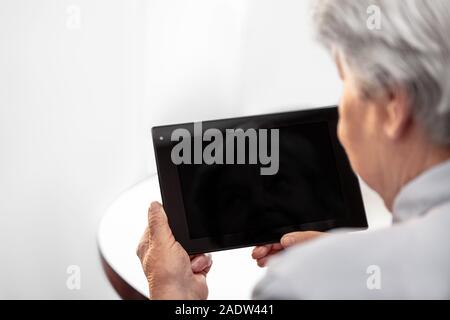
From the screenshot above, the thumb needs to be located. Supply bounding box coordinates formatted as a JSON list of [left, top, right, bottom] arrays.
[[148, 201, 173, 244], [280, 231, 322, 248]]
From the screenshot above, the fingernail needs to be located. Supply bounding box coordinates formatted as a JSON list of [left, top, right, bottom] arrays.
[[253, 246, 268, 258], [191, 259, 200, 270], [150, 202, 160, 213], [282, 236, 294, 247], [252, 247, 263, 256]]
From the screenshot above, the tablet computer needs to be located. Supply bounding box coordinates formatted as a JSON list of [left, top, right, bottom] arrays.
[[152, 106, 367, 254]]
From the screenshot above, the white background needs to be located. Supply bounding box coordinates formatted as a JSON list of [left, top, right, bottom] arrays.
[[0, 0, 388, 299]]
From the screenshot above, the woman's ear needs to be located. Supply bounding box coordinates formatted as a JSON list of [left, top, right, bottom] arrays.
[[383, 87, 412, 141]]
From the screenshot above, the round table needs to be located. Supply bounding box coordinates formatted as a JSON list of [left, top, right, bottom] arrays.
[[98, 174, 391, 299], [98, 174, 267, 299]]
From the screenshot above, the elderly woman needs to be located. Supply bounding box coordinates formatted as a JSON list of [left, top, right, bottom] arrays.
[[137, 0, 450, 299]]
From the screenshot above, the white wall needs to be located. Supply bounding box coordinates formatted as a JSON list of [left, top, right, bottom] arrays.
[[0, 0, 147, 298], [142, 0, 248, 172], [141, 0, 342, 171], [240, 0, 342, 113]]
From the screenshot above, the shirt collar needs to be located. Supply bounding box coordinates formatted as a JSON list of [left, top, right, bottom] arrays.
[[392, 159, 450, 223]]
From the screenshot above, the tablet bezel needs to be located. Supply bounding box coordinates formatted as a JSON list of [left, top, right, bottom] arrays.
[[152, 106, 367, 254]]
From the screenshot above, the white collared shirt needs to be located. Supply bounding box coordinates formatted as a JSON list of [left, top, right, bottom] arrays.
[[253, 160, 450, 299]]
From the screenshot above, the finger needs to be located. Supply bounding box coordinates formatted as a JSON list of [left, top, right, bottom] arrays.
[[252, 244, 272, 259], [280, 231, 323, 248], [254, 244, 284, 267], [257, 256, 270, 268], [271, 243, 283, 251], [200, 262, 212, 276], [191, 254, 212, 273], [189, 254, 208, 263], [136, 226, 150, 259], [252, 243, 284, 259], [189, 254, 202, 260], [147, 201, 173, 244]]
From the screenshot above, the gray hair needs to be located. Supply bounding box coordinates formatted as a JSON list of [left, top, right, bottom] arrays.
[[312, 0, 450, 145]]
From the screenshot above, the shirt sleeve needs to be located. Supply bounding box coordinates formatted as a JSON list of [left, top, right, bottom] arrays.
[[251, 271, 300, 300]]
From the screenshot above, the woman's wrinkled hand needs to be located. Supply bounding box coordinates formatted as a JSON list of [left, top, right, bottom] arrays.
[[251, 231, 324, 267], [136, 202, 212, 300]]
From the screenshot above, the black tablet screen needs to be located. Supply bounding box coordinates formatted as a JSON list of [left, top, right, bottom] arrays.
[[177, 121, 347, 241]]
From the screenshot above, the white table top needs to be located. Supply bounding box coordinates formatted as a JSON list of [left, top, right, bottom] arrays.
[[98, 174, 267, 299], [98, 174, 391, 299]]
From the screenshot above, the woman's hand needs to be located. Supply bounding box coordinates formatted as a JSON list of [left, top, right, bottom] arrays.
[[136, 202, 212, 300], [251, 231, 324, 267]]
